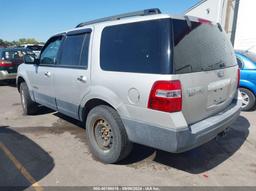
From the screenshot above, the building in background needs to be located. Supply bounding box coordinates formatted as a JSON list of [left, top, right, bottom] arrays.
[[185, 0, 256, 52]]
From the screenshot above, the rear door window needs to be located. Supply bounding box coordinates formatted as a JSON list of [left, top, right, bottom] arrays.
[[59, 33, 90, 68], [80, 34, 90, 69], [173, 19, 237, 74]]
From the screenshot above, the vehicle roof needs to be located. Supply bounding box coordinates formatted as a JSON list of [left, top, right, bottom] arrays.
[[54, 13, 202, 37]]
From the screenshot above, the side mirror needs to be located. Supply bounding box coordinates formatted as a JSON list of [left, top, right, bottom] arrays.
[[24, 55, 39, 65]]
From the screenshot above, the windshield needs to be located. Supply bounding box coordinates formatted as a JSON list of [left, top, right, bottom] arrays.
[[172, 19, 237, 74], [242, 51, 256, 63], [27, 45, 43, 51]]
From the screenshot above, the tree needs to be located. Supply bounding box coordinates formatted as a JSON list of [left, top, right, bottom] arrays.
[[0, 39, 5, 47], [0, 38, 43, 47], [0, 39, 13, 47]]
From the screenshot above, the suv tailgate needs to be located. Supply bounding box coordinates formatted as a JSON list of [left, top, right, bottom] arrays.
[[172, 18, 238, 124]]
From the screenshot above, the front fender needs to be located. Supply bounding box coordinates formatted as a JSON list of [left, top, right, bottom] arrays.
[[16, 64, 35, 101]]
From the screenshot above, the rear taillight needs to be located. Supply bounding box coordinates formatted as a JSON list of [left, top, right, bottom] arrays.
[[0, 60, 13, 67], [148, 80, 182, 112], [237, 68, 240, 88]]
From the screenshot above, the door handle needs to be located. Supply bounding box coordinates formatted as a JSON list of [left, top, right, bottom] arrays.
[[77, 75, 87, 83], [44, 71, 51, 77]]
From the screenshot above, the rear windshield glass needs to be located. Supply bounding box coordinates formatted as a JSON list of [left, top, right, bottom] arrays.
[[100, 19, 171, 74], [173, 19, 237, 74], [2, 49, 34, 61], [27, 45, 43, 51]]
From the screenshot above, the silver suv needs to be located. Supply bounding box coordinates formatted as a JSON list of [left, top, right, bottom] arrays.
[[17, 9, 242, 163]]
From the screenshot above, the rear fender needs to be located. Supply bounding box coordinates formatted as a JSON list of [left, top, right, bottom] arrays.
[[79, 85, 130, 120], [240, 79, 256, 95]]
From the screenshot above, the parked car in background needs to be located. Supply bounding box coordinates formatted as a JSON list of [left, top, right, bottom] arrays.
[[0, 48, 35, 81], [17, 9, 241, 164], [235, 50, 256, 111], [19, 44, 44, 58]]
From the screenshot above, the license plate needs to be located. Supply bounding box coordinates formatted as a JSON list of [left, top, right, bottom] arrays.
[[207, 79, 231, 107], [207, 88, 228, 107]]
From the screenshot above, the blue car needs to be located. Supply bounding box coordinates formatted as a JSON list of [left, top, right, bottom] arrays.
[[235, 50, 256, 111]]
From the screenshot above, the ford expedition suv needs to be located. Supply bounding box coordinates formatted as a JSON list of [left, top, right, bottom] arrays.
[[17, 9, 242, 163]]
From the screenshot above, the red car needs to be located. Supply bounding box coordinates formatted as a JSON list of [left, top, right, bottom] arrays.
[[0, 48, 35, 81]]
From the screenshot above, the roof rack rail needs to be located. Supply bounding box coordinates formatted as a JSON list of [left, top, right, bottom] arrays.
[[76, 8, 161, 28]]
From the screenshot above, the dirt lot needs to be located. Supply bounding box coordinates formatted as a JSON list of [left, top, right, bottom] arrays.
[[0, 82, 256, 189]]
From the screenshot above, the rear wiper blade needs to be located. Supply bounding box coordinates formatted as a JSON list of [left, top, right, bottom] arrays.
[[176, 64, 192, 72], [202, 61, 226, 71]]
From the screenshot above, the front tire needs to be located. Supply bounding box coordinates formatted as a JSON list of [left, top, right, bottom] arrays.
[[20, 82, 38, 115], [240, 88, 256, 111], [86, 105, 133, 163]]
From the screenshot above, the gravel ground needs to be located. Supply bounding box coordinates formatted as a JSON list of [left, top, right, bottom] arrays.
[[0, 82, 256, 189]]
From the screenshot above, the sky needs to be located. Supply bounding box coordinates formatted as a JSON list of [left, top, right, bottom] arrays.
[[0, 0, 199, 42]]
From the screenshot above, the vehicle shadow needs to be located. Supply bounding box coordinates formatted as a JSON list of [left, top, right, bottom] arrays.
[[0, 126, 54, 189], [43, 110, 249, 174], [120, 116, 250, 174], [35, 105, 55, 116], [249, 104, 256, 111], [53, 112, 83, 128], [20, 105, 55, 116], [0, 80, 16, 87]]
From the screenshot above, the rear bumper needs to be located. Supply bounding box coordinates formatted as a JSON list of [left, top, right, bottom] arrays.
[[0, 71, 17, 80], [122, 98, 242, 153]]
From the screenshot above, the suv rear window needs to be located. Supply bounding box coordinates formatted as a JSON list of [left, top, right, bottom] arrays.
[[100, 19, 171, 74], [173, 19, 237, 74], [100, 18, 236, 74]]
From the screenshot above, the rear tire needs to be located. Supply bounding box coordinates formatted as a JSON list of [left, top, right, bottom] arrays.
[[20, 82, 38, 115], [86, 105, 133, 164], [239, 88, 256, 111]]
